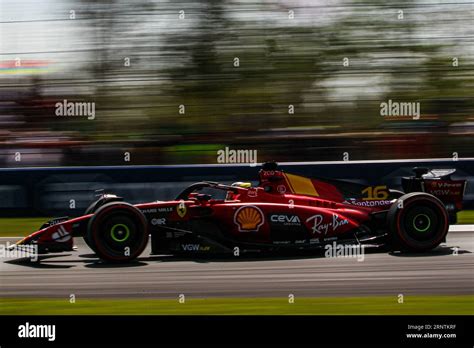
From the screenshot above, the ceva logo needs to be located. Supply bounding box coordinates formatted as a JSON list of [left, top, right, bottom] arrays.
[[270, 214, 301, 225]]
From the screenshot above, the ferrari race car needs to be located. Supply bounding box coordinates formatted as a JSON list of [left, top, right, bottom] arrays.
[[11, 163, 467, 262]]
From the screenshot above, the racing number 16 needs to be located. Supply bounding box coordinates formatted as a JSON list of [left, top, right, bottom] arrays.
[[362, 185, 389, 200]]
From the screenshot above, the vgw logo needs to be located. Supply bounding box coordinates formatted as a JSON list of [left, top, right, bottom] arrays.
[[181, 244, 210, 252], [18, 322, 56, 341]]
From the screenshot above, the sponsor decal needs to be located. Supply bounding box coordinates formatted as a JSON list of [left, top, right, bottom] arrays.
[[345, 199, 392, 207], [361, 185, 389, 200], [430, 189, 452, 196], [247, 188, 258, 197], [18, 322, 56, 341], [46, 218, 67, 226], [261, 170, 276, 178], [151, 218, 166, 226], [430, 181, 463, 189], [306, 215, 330, 235], [270, 214, 301, 226], [181, 244, 211, 252], [234, 205, 264, 232], [277, 185, 287, 194], [143, 207, 173, 214], [177, 200, 187, 218], [51, 225, 71, 242], [273, 240, 291, 245], [332, 214, 349, 230], [306, 213, 349, 236], [428, 181, 464, 195]]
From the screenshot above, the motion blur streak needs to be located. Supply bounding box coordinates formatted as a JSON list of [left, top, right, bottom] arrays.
[[0, 0, 473, 166]]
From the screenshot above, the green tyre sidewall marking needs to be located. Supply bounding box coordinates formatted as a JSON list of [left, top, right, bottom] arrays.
[[412, 213, 431, 233], [110, 223, 130, 242]]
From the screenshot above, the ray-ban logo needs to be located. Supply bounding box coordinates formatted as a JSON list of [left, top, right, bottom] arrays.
[[55, 99, 95, 120], [18, 322, 56, 341]]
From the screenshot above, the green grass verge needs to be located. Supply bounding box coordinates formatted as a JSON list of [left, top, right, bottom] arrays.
[[0, 217, 51, 237], [1, 295, 473, 315], [457, 210, 474, 224], [1, 211, 473, 238]]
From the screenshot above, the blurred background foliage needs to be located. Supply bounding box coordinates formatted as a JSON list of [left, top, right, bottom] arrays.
[[0, 0, 473, 166]]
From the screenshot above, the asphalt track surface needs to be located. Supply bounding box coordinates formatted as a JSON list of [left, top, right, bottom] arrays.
[[1, 228, 473, 299]]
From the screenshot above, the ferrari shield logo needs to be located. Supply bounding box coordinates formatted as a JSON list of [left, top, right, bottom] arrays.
[[177, 200, 187, 218]]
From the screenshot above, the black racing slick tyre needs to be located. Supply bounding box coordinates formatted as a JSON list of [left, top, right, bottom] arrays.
[[83, 195, 123, 252], [83, 202, 102, 252], [87, 202, 148, 263], [387, 192, 449, 252]]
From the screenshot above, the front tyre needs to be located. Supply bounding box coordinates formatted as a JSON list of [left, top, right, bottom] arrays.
[[87, 202, 148, 262], [388, 192, 449, 252], [83, 194, 123, 252]]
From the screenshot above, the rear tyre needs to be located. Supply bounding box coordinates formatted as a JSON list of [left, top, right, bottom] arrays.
[[87, 202, 148, 262], [387, 192, 449, 252]]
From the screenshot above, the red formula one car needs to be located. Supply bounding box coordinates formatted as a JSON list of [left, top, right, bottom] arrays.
[[12, 163, 466, 262]]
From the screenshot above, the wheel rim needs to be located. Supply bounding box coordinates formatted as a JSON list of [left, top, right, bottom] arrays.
[[110, 223, 130, 242], [99, 214, 139, 255], [400, 201, 443, 244], [90, 206, 149, 262], [412, 213, 431, 233]]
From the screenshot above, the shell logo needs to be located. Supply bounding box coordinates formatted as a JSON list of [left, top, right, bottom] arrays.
[[234, 205, 264, 232]]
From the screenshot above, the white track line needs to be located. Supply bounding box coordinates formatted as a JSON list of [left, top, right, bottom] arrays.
[[449, 224, 474, 232]]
